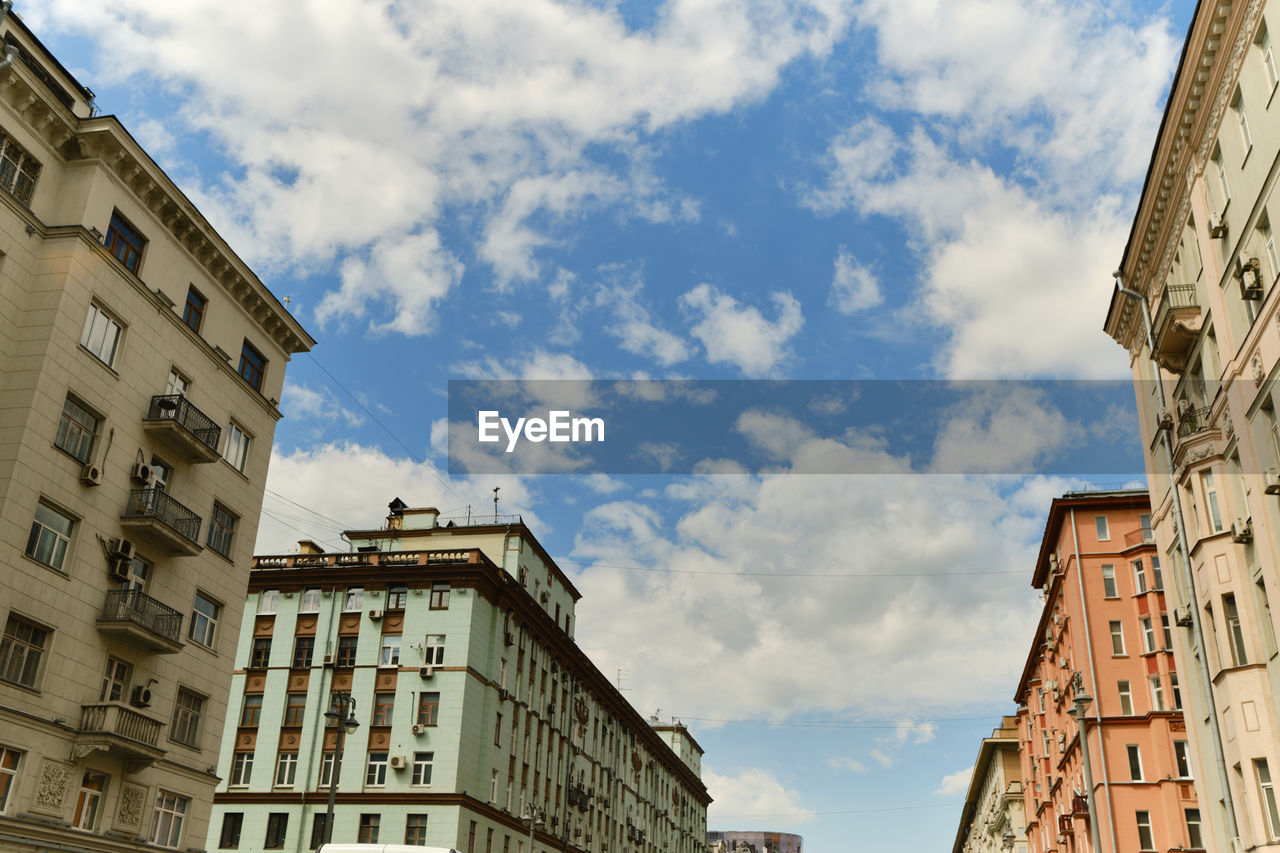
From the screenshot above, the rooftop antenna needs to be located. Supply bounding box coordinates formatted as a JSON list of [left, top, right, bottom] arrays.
[[493, 486, 500, 522]]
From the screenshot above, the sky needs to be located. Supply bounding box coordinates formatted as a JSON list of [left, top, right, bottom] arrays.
[[28, 0, 1198, 849]]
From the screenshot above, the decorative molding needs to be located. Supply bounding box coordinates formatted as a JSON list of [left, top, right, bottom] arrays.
[[115, 783, 146, 830], [31, 759, 71, 815]]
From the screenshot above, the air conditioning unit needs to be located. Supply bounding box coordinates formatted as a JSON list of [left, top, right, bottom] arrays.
[[110, 538, 137, 561], [323, 654, 334, 666], [504, 631, 514, 646], [130, 685, 152, 708], [1058, 833, 1069, 844], [80, 464, 103, 486], [1175, 605, 1194, 628], [1157, 410, 1174, 431], [108, 558, 130, 581], [1057, 732, 1067, 749], [368, 609, 383, 621], [130, 462, 152, 483], [540, 591, 551, 604], [1268, 469, 1280, 495], [1210, 211, 1227, 238], [1233, 517, 1254, 543], [419, 665, 434, 678], [411, 723, 427, 734], [1241, 258, 1264, 299], [389, 755, 407, 770]]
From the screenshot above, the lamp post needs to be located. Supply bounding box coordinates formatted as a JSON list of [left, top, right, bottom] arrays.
[[524, 806, 544, 853], [323, 691, 360, 845], [1001, 828, 1015, 851], [1071, 679, 1103, 853]]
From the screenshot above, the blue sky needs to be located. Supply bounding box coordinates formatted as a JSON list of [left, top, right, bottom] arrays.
[[31, 0, 1196, 849]]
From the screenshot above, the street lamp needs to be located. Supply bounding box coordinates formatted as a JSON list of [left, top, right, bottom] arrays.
[[1001, 828, 1015, 850], [323, 692, 360, 845], [523, 806, 544, 853], [1071, 677, 1103, 853]]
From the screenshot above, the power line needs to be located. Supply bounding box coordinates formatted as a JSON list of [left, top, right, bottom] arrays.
[[712, 801, 960, 818], [680, 715, 1003, 729], [552, 556, 1023, 578]]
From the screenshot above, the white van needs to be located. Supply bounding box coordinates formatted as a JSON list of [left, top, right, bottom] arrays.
[[317, 846, 459, 853]]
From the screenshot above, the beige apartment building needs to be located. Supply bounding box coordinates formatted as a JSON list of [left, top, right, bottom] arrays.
[[0, 8, 312, 853], [1104, 0, 1280, 850], [951, 717, 1025, 853]]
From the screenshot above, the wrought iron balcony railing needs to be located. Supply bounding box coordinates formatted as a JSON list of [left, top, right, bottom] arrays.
[[100, 589, 183, 645], [1176, 406, 1213, 438], [144, 394, 221, 455], [122, 488, 202, 546]]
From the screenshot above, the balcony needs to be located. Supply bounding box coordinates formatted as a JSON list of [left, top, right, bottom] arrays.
[[1151, 285, 1203, 373], [96, 589, 184, 653], [1176, 406, 1213, 439], [73, 702, 165, 765], [1124, 528, 1155, 547], [120, 488, 202, 556], [142, 394, 222, 463]]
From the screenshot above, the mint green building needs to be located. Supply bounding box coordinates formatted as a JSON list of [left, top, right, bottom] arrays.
[[209, 503, 709, 853]]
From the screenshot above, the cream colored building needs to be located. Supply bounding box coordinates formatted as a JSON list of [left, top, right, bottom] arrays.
[[0, 7, 312, 852], [1104, 1, 1280, 850], [951, 717, 1025, 853]]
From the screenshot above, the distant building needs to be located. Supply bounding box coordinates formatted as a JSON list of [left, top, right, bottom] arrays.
[[0, 6, 312, 853], [1015, 490, 1200, 853], [951, 717, 1025, 853], [210, 501, 710, 852], [705, 830, 802, 853]]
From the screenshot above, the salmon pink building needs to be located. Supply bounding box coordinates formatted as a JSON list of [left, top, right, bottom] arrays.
[[1015, 490, 1202, 853]]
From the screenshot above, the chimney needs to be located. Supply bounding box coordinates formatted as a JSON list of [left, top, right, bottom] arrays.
[[297, 540, 323, 555]]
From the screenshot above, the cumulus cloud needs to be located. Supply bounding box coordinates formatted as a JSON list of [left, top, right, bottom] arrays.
[[936, 765, 974, 796], [704, 768, 816, 825], [282, 380, 366, 428], [593, 269, 692, 367], [680, 284, 804, 376], [828, 755, 867, 773], [829, 246, 883, 314]]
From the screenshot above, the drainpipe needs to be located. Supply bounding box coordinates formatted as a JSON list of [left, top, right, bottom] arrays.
[[1113, 272, 1241, 844], [1069, 508, 1118, 853]]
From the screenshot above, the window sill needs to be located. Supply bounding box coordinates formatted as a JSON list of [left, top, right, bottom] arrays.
[[220, 457, 251, 482], [21, 554, 71, 579], [77, 345, 121, 379]]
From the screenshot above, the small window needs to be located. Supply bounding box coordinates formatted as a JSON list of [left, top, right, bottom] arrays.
[[208, 503, 238, 558], [1127, 744, 1144, 780], [292, 637, 314, 669], [1136, 810, 1155, 851], [283, 693, 307, 726], [1175, 740, 1192, 778], [0, 614, 48, 689], [249, 638, 271, 669], [26, 501, 74, 571], [365, 753, 389, 787], [218, 812, 243, 849], [238, 340, 266, 391], [336, 636, 357, 668], [1260, 758, 1280, 839], [310, 812, 329, 850], [240, 694, 263, 726], [1095, 515, 1110, 541], [425, 634, 446, 666], [1233, 89, 1253, 153], [72, 771, 107, 830], [343, 587, 364, 612], [359, 813, 380, 844], [1102, 564, 1118, 598], [182, 285, 206, 333], [170, 687, 204, 747], [257, 588, 279, 615], [230, 751, 254, 786], [1133, 559, 1148, 594], [406, 814, 429, 844], [387, 585, 408, 610], [372, 692, 395, 725], [299, 587, 322, 613], [189, 593, 220, 648], [1225, 593, 1248, 666], [1110, 620, 1125, 655], [412, 752, 434, 786], [1261, 23, 1279, 91], [1186, 808, 1203, 850], [265, 812, 289, 848], [100, 655, 132, 702], [0, 129, 41, 205], [380, 635, 401, 667], [274, 753, 298, 787], [1141, 616, 1156, 653], [55, 395, 99, 464], [105, 211, 146, 273], [148, 791, 189, 849], [223, 422, 251, 473], [0, 746, 21, 810], [417, 691, 440, 726], [430, 582, 450, 609], [1118, 680, 1134, 715]]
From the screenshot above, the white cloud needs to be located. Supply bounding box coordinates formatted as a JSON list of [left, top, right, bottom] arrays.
[[704, 768, 816, 826], [829, 245, 882, 314], [870, 748, 895, 769], [827, 755, 867, 773], [936, 765, 974, 796], [680, 284, 803, 377], [593, 270, 692, 367], [930, 385, 1085, 474], [282, 381, 366, 428]]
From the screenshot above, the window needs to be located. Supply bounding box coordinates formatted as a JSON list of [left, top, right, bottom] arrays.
[[1141, 617, 1156, 653], [182, 286, 206, 333], [1102, 564, 1118, 598], [387, 585, 408, 610], [219, 812, 243, 848], [170, 688, 204, 747], [380, 635, 401, 667], [495, 712, 503, 746], [489, 769, 499, 803], [1118, 680, 1134, 715], [25, 501, 74, 571], [1110, 621, 1126, 655], [257, 588, 279, 615], [55, 395, 99, 464], [1136, 811, 1155, 851], [190, 593, 220, 647], [336, 636, 358, 668], [283, 693, 307, 726], [1225, 594, 1248, 665], [1152, 556, 1164, 591], [250, 638, 272, 669], [300, 587, 322, 613], [373, 692, 395, 726], [1172, 671, 1183, 709], [1261, 758, 1280, 839], [412, 752, 434, 786], [0, 614, 48, 688], [1186, 808, 1203, 850], [0, 129, 40, 204], [1133, 559, 1148, 594], [343, 587, 364, 612], [230, 751, 254, 786], [73, 771, 107, 830], [1203, 471, 1224, 532], [359, 814, 380, 844], [0, 747, 20, 810], [208, 503, 238, 558], [1095, 515, 1110, 541], [100, 655, 131, 702], [366, 753, 388, 786], [1175, 741, 1192, 778], [426, 634, 446, 665], [318, 752, 335, 788], [148, 791, 188, 849], [1162, 614, 1173, 649], [430, 582, 450, 609], [1234, 89, 1253, 153], [1260, 578, 1279, 658], [293, 637, 314, 669], [238, 340, 266, 391], [1215, 145, 1231, 205], [265, 812, 289, 848], [418, 691, 440, 726], [406, 814, 429, 845], [1263, 23, 1280, 91], [223, 422, 250, 473], [1151, 674, 1166, 711], [105, 211, 146, 273], [80, 302, 122, 367], [275, 752, 298, 787], [240, 694, 263, 726], [310, 813, 329, 850]]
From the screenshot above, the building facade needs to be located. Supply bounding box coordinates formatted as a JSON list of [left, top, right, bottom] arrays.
[[1104, 1, 1280, 850], [705, 831, 802, 853], [951, 717, 1026, 853], [210, 502, 710, 853], [1014, 491, 1200, 853], [0, 8, 313, 852]]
